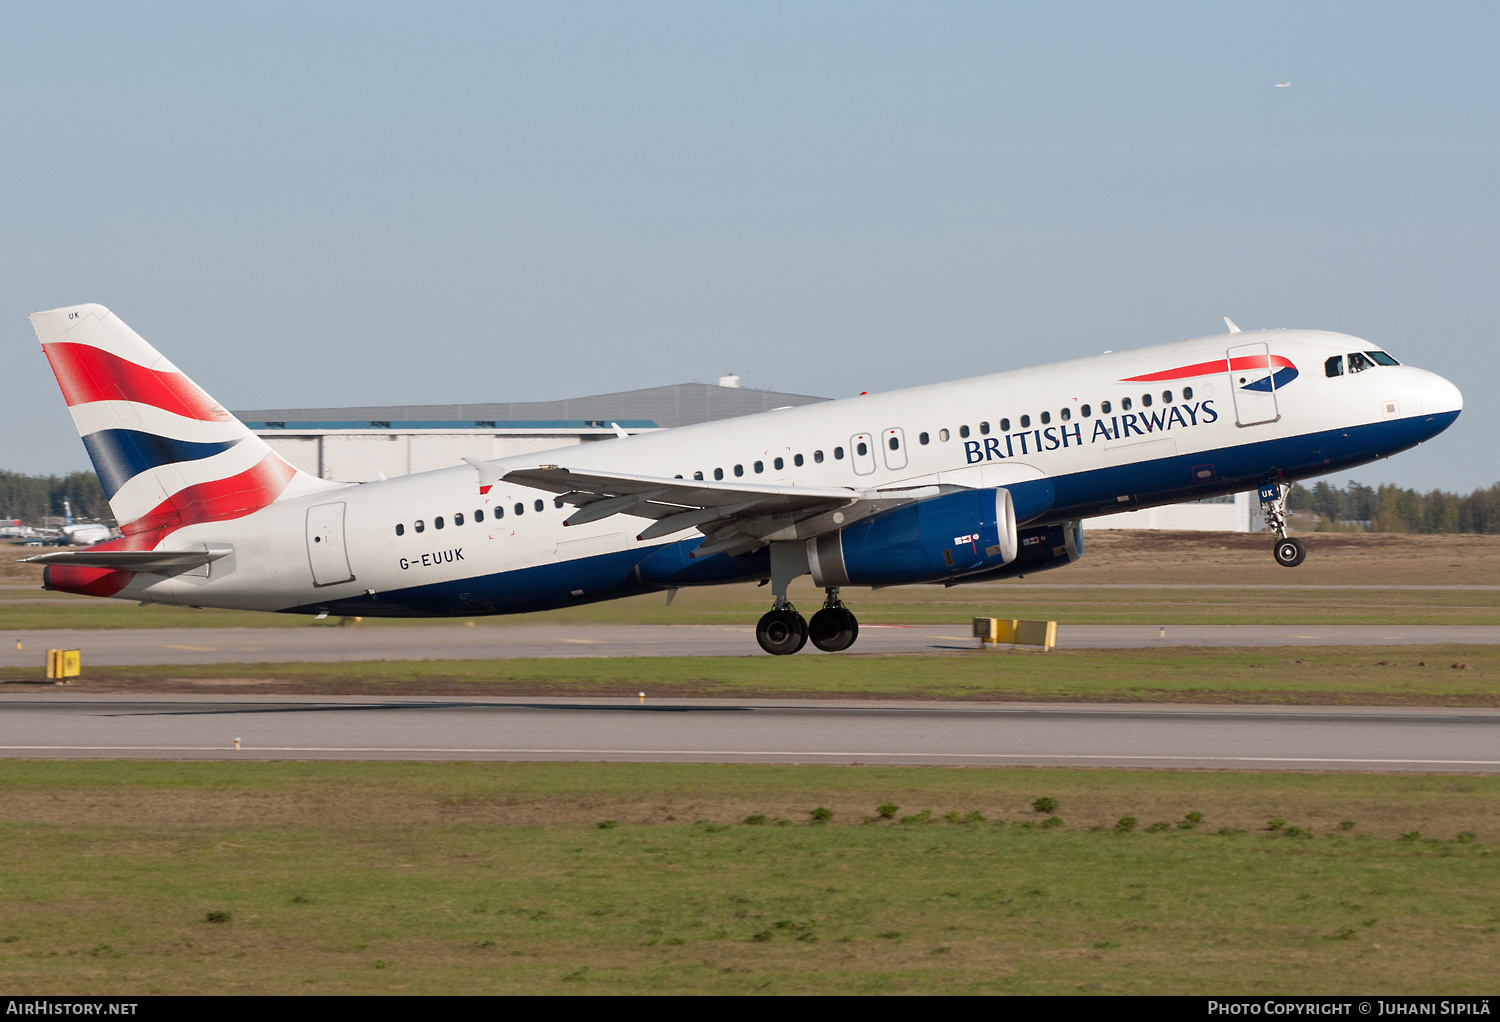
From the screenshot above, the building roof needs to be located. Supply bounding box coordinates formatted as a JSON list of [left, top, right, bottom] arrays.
[[234, 382, 830, 431]]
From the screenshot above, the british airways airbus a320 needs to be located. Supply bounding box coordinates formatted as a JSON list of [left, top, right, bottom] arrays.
[[26, 304, 1461, 654]]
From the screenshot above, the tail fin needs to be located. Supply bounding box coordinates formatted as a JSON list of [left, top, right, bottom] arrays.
[[29, 303, 337, 546]]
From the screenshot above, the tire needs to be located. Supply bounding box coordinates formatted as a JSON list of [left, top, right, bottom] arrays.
[[756, 608, 809, 655], [1273, 537, 1306, 568], [809, 608, 860, 652]]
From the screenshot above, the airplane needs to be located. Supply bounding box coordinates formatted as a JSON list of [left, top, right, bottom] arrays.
[[0, 519, 38, 541], [56, 499, 114, 546], [0, 502, 112, 546], [23, 303, 1462, 654]]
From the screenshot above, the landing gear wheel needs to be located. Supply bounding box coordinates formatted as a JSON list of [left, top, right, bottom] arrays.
[[809, 607, 860, 652], [756, 608, 809, 655], [1274, 537, 1306, 568]]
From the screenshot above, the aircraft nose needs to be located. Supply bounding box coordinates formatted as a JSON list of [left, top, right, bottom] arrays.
[[1418, 372, 1463, 416]]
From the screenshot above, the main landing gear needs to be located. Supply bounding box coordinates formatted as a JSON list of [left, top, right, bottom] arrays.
[[1260, 483, 1307, 568], [809, 589, 859, 652], [756, 588, 860, 655]]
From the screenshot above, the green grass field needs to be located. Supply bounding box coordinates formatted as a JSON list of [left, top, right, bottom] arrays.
[[0, 761, 1494, 994], [13, 645, 1496, 705], [4, 576, 1499, 630]]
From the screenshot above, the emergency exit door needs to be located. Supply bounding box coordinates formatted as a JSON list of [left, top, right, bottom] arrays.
[[1227, 341, 1281, 427], [306, 502, 355, 587]]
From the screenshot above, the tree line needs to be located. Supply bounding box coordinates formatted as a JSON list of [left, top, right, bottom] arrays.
[[0, 471, 113, 524], [1289, 479, 1500, 534]]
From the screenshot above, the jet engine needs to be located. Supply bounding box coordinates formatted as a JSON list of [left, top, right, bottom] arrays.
[[807, 487, 1019, 588], [946, 520, 1082, 584]]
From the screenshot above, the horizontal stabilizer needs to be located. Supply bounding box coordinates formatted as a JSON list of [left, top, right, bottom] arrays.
[[24, 544, 233, 573]]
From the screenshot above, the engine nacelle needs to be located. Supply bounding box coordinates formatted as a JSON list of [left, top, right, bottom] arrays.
[[947, 520, 1082, 584], [807, 488, 1019, 588]]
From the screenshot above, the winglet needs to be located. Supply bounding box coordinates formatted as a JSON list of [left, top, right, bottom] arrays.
[[610, 421, 629, 439], [462, 456, 504, 494], [1224, 317, 1242, 334]]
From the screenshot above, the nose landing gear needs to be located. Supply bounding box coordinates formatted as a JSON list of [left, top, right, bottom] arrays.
[[1260, 483, 1307, 567], [808, 588, 859, 652]]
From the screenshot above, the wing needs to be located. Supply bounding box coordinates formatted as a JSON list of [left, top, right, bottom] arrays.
[[471, 459, 940, 558]]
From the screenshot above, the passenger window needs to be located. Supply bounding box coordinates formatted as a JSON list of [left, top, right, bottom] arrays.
[[734, 464, 744, 477], [1020, 414, 1030, 428], [754, 461, 764, 474], [773, 457, 783, 470], [1081, 405, 1091, 417], [714, 468, 724, 480], [1040, 411, 1051, 424], [1122, 397, 1133, 411], [856, 441, 867, 456], [814, 451, 824, 463], [888, 435, 900, 450], [1101, 400, 1111, 414], [834, 447, 845, 460], [1000, 418, 1010, 431], [1366, 351, 1400, 366], [494, 507, 504, 519], [979, 422, 990, 435], [514, 503, 524, 516], [1060, 408, 1070, 422], [918, 433, 929, 445], [415, 520, 425, 533], [435, 516, 445, 530], [938, 429, 949, 442], [475, 510, 484, 522], [555, 499, 565, 508], [535, 500, 544, 512], [1162, 390, 1173, 403], [454, 512, 464, 526], [958, 425, 969, 438], [1141, 394, 1152, 407], [694, 471, 704, 480], [794, 454, 804, 466], [1347, 352, 1374, 373], [1181, 387, 1193, 401], [395, 523, 405, 536]]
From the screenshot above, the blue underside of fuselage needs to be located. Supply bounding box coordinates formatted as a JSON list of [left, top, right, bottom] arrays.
[[282, 409, 1459, 618]]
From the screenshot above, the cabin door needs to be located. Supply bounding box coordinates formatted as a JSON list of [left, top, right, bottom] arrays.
[[1227, 341, 1281, 427], [306, 502, 355, 587]]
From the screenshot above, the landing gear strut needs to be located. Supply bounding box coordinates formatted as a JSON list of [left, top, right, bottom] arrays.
[[1259, 483, 1306, 568], [808, 588, 859, 652]]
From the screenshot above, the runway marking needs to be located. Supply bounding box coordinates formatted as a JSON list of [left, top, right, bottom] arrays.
[[1, 745, 1497, 766], [560, 639, 598, 644], [165, 645, 218, 651]]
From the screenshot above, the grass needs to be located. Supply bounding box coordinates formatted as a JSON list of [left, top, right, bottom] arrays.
[[3, 578, 1499, 630], [9, 645, 1497, 705], [0, 761, 1495, 994]]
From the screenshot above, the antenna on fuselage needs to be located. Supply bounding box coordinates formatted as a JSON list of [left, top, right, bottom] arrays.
[[1224, 317, 1242, 333]]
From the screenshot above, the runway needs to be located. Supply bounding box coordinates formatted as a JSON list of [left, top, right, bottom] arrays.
[[1, 694, 1496, 772], [2, 622, 1496, 667]]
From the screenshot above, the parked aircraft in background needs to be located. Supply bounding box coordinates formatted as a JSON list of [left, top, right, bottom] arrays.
[[0, 520, 39, 541], [54, 500, 114, 546], [24, 304, 1461, 653]]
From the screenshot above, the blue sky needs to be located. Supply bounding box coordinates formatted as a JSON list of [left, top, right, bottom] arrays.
[[2, 2, 1495, 491]]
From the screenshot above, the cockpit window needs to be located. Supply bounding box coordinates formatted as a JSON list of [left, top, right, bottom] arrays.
[[1365, 350, 1400, 366], [1347, 352, 1375, 373], [1325, 355, 1344, 378]]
